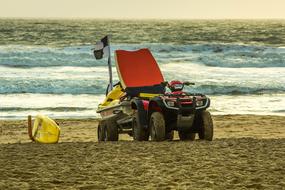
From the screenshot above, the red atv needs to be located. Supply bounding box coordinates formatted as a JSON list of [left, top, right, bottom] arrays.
[[131, 80, 213, 141]]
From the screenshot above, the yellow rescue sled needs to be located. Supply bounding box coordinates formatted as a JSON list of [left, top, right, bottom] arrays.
[[28, 114, 60, 143]]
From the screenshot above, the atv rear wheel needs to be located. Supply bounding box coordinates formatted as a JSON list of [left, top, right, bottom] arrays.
[[105, 120, 119, 141], [97, 121, 106, 142], [198, 110, 213, 141], [133, 112, 149, 141], [150, 112, 165, 141], [178, 131, 195, 141]]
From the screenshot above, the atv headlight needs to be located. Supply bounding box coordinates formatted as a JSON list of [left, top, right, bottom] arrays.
[[167, 101, 175, 107], [172, 84, 183, 91], [196, 100, 204, 107]]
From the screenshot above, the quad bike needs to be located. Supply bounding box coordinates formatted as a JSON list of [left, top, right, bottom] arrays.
[[96, 48, 213, 142]]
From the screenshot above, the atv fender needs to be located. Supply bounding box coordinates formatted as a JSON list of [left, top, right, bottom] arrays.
[[131, 99, 148, 129], [147, 97, 165, 117]]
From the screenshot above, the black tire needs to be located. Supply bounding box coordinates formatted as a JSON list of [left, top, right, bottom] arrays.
[[198, 110, 214, 141], [150, 112, 165, 141], [97, 121, 106, 142], [178, 131, 195, 141], [165, 131, 174, 141], [133, 112, 149, 141], [105, 120, 119, 141]]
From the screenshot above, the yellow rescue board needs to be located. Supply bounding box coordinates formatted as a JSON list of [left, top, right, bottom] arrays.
[[31, 114, 60, 144]]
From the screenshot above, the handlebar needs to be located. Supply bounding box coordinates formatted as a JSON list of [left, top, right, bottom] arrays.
[[183, 82, 195, 86]]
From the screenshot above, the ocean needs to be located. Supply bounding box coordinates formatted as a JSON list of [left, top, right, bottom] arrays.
[[0, 19, 285, 119]]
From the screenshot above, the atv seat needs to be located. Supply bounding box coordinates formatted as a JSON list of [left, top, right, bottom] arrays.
[[115, 48, 165, 96]]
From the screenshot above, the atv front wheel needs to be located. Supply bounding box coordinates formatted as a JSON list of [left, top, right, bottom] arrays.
[[198, 111, 213, 141], [105, 120, 119, 141], [178, 131, 195, 141], [150, 112, 165, 141], [133, 112, 149, 141]]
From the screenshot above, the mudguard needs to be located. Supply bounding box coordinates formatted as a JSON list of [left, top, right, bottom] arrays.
[[131, 99, 148, 129], [148, 97, 165, 117]]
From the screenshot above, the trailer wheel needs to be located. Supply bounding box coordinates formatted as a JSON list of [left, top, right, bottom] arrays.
[[105, 120, 119, 141], [178, 131, 195, 141], [97, 121, 106, 142], [198, 110, 213, 141], [150, 112, 165, 141], [132, 112, 149, 141]]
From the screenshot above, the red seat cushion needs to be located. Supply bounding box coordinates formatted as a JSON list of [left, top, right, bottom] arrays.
[[115, 49, 164, 89]]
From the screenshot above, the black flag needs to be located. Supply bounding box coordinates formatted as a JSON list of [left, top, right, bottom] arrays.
[[93, 36, 110, 59], [93, 35, 113, 93]]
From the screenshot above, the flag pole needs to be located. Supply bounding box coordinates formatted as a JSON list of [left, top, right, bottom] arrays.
[[107, 35, 113, 92]]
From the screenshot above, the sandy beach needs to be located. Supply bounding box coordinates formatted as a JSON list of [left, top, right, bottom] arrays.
[[0, 1, 285, 188], [0, 115, 284, 189]]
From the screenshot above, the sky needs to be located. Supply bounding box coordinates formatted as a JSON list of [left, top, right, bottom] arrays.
[[0, 0, 285, 19]]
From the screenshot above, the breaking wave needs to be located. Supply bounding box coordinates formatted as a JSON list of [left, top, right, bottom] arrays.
[[0, 44, 284, 68], [0, 78, 284, 95]]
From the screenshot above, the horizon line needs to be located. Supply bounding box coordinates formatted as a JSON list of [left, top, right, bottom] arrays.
[[1, 16, 285, 21]]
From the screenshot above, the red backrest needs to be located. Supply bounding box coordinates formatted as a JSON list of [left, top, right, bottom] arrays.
[[115, 48, 164, 89]]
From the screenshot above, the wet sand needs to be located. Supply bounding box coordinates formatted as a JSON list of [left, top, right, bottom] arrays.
[[0, 115, 285, 189]]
